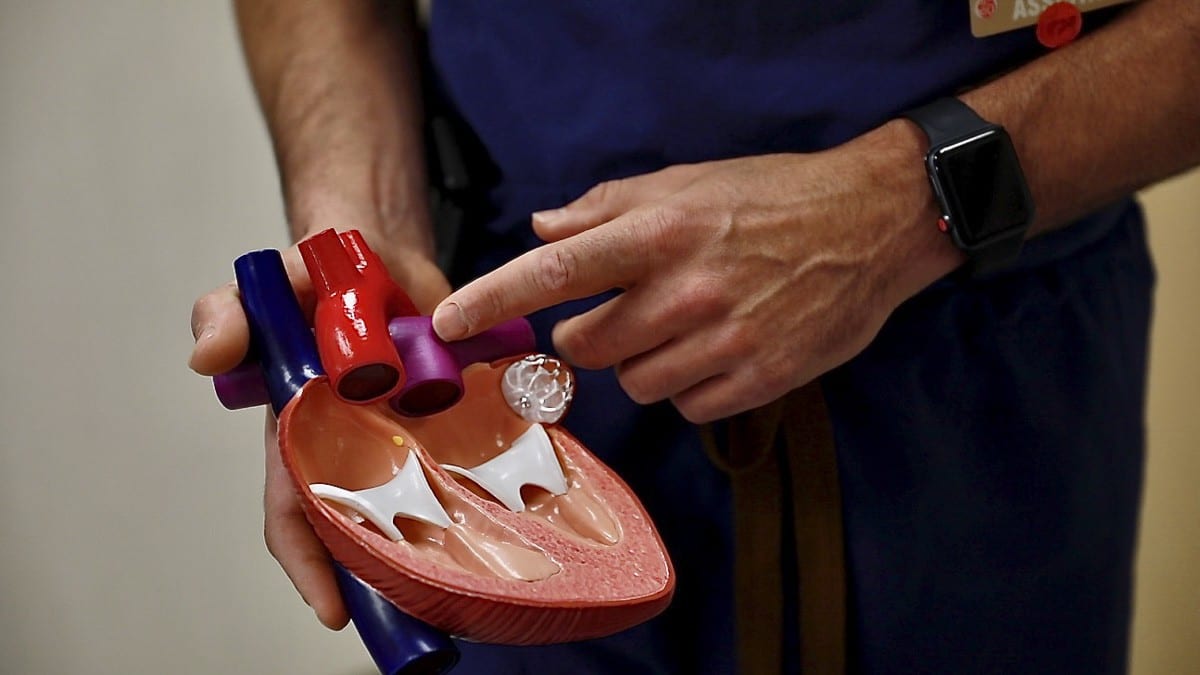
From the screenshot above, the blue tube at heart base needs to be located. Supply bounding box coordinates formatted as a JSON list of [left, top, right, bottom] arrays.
[[231, 249, 460, 674]]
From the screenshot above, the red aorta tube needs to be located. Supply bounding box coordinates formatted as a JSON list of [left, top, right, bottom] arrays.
[[299, 229, 420, 404]]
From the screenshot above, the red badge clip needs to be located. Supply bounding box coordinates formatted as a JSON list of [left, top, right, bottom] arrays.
[[1037, 2, 1083, 49]]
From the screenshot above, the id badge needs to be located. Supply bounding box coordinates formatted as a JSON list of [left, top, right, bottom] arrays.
[[970, 0, 1137, 39]]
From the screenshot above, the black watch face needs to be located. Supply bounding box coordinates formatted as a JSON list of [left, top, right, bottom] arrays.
[[931, 128, 1033, 248]]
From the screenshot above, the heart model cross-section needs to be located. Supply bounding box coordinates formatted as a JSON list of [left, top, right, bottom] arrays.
[[278, 355, 675, 644]]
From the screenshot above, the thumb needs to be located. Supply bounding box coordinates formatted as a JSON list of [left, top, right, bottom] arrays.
[[188, 281, 251, 376]]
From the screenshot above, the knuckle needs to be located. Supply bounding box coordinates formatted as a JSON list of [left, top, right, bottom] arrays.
[[191, 282, 239, 338], [190, 297, 218, 338], [712, 322, 754, 362], [469, 289, 506, 332], [656, 164, 691, 183], [626, 387, 658, 406], [655, 202, 689, 229], [587, 179, 623, 205], [557, 325, 608, 369], [676, 276, 726, 316], [262, 488, 291, 560], [536, 246, 580, 294], [616, 368, 656, 404], [674, 397, 716, 425], [626, 204, 691, 265], [190, 292, 214, 320], [189, 302, 208, 338], [743, 360, 774, 392], [263, 522, 281, 558], [643, 204, 688, 247], [453, 284, 506, 335], [750, 358, 793, 399]]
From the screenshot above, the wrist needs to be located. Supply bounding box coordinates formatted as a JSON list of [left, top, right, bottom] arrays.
[[286, 193, 451, 313], [855, 119, 965, 304], [286, 182, 435, 260]]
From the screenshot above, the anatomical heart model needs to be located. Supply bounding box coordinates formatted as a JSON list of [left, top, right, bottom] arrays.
[[211, 229, 674, 674]]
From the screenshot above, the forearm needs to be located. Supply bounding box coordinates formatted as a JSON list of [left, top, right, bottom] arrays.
[[235, 0, 432, 254], [962, 0, 1200, 234], [876, 0, 1200, 293]]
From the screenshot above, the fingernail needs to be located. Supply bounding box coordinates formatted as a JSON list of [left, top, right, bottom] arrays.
[[187, 348, 204, 371], [432, 301, 468, 340], [187, 327, 216, 370], [531, 208, 565, 227]]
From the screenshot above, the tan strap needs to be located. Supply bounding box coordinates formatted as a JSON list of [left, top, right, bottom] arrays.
[[702, 398, 786, 674], [782, 383, 846, 675], [704, 383, 846, 674]]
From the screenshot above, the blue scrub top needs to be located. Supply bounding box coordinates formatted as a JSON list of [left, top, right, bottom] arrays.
[[427, 3, 1151, 673]]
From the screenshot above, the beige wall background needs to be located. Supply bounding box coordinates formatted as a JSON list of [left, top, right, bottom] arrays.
[[0, 3, 1194, 674]]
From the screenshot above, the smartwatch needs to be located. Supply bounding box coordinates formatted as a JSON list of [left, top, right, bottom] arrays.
[[902, 97, 1035, 276]]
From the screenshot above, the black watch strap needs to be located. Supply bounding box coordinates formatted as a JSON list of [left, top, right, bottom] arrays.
[[903, 98, 1028, 277], [902, 97, 990, 146]]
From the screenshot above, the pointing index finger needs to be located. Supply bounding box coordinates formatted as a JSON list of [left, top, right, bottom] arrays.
[[433, 224, 646, 341]]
